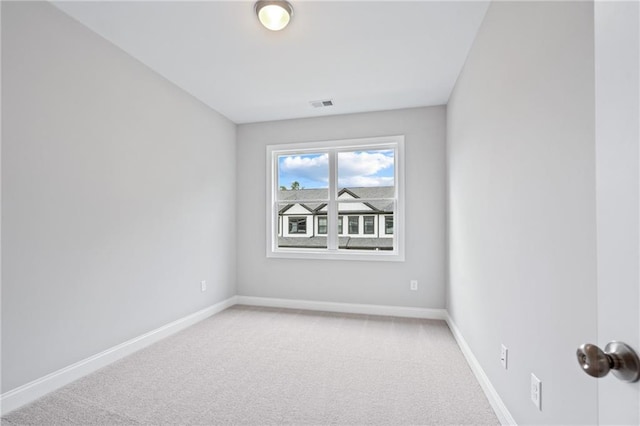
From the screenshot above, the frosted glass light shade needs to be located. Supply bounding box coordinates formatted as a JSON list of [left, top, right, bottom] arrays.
[[255, 1, 293, 31]]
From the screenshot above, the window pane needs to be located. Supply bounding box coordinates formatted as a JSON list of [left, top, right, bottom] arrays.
[[385, 215, 394, 235], [277, 203, 327, 249], [364, 216, 375, 234], [337, 202, 395, 251], [289, 217, 307, 234], [338, 215, 343, 234], [278, 153, 328, 200], [318, 216, 327, 234], [348, 216, 359, 234], [337, 149, 394, 194]]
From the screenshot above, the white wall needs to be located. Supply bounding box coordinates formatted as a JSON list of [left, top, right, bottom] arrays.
[[237, 107, 445, 309], [447, 2, 598, 424], [1, 1, 236, 393]]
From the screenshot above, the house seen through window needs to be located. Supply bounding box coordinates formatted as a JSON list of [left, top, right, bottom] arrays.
[[267, 135, 404, 261]]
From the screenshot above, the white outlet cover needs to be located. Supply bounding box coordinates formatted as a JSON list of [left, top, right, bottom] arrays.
[[531, 373, 542, 410], [201, 280, 207, 292], [410, 280, 418, 291], [500, 344, 508, 369]]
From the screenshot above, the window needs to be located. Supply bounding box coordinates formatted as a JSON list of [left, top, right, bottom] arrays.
[[348, 216, 359, 234], [288, 217, 307, 234], [318, 216, 327, 235], [364, 216, 375, 235], [385, 215, 393, 235], [267, 135, 404, 261]]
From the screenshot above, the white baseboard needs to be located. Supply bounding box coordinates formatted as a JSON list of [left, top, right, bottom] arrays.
[[236, 295, 447, 320], [445, 313, 517, 426], [0, 296, 238, 415]]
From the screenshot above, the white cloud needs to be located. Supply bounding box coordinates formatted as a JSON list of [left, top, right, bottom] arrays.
[[279, 150, 394, 188], [338, 175, 394, 187], [279, 154, 329, 187], [338, 150, 394, 187], [281, 154, 329, 171], [338, 151, 394, 177]]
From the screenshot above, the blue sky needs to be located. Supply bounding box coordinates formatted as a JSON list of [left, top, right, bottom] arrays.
[[278, 149, 394, 190]]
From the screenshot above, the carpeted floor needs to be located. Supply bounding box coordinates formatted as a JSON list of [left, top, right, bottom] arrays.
[[2, 305, 499, 425]]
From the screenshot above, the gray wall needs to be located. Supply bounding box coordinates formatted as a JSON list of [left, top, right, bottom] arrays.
[[1, 1, 236, 392], [447, 2, 597, 424], [237, 107, 446, 309]]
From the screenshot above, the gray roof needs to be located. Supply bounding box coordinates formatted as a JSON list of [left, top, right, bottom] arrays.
[[278, 188, 328, 201], [278, 187, 394, 214], [338, 186, 394, 199], [277, 236, 393, 250], [278, 186, 393, 200]]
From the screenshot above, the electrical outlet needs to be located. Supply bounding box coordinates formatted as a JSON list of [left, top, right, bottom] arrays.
[[531, 373, 542, 410], [500, 344, 508, 369], [201, 280, 207, 292], [410, 280, 418, 291]]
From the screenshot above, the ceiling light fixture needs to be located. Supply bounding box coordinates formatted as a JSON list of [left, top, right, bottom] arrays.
[[255, 1, 293, 31]]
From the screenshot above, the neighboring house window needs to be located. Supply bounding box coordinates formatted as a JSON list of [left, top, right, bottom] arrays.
[[385, 216, 394, 235], [288, 217, 306, 234], [318, 217, 327, 235], [267, 135, 405, 261], [348, 216, 359, 234], [364, 216, 375, 235]]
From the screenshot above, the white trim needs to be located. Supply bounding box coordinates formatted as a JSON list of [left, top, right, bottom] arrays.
[[266, 135, 405, 262], [445, 313, 517, 426], [0, 296, 238, 415], [236, 295, 446, 320]]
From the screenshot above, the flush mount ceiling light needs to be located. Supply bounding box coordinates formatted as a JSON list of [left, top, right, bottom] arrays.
[[255, 1, 293, 31]]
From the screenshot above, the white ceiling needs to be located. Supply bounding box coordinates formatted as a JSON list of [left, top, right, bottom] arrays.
[[53, 1, 490, 124]]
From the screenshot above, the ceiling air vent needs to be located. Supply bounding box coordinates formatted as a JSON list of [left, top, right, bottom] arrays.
[[310, 99, 334, 108]]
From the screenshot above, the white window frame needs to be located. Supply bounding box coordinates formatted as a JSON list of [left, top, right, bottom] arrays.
[[266, 135, 405, 261]]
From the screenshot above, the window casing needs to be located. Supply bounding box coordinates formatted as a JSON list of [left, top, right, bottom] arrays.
[[266, 135, 405, 261]]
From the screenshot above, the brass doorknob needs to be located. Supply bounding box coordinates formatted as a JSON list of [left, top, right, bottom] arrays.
[[577, 341, 640, 382]]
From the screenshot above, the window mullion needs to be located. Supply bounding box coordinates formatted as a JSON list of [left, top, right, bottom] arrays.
[[327, 150, 338, 250]]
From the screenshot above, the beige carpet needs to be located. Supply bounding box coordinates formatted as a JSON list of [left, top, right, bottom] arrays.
[[2, 305, 499, 425]]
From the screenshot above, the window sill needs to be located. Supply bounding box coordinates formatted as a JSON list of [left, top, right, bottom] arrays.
[[267, 249, 405, 262]]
